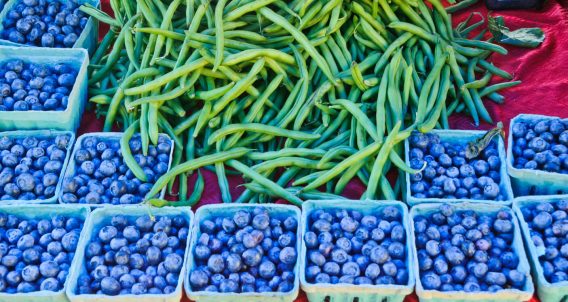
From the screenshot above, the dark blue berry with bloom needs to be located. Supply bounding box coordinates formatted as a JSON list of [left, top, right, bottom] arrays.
[[414, 204, 528, 292], [1, 0, 88, 47], [77, 214, 188, 295], [408, 132, 505, 201], [512, 119, 568, 174], [305, 206, 409, 286], [0, 212, 83, 293], [61, 134, 171, 205], [0, 134, 70, 201], [189, 207, 298, 293], [0, 59, 77, 111], [519, 199, 568, 284]]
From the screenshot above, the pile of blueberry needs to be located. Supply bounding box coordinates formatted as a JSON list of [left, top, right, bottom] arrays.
[[76, 214, 188, 295], [408, 132, 505, 201], [0, 134, 71, 201], [0, 212, 84, 293], [1, 0, 88, 47], [511, 118, 568, 174], [519, 199, 568, 283], [189, 207, 298, 293], [414, 204, 527, 292], [0, 59, 77, 111], [304, 206, 409, 286], [60, 135, 172, 205]]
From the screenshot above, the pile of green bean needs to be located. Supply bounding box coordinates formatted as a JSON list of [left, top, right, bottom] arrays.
[[84, 0, 520, 206]]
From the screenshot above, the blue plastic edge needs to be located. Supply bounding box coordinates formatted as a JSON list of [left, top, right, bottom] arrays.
[[66, 205, 194, 302], [513, 194, 568, 302], [58, 132, 175, 207], [184, 203, 302, 302], [0, 0, 99, 55], [300, 200, 415, 302], [507, 114, 568, 196], [0, 46, 89, 131], [404, 129, 514, 206], [0, 129, 75, 205], [410, 202, 535, 302], [0, 204, 90, 302]]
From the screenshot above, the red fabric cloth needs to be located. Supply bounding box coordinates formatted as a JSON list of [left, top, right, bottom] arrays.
[[88, 1, 568, 301]]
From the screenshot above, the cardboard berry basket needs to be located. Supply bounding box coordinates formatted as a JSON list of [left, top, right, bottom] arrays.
[[58, 132, 174, 207], [300, 200, 415, 302], [0, 204, 90, 302], [410, 202, 535, 302], [0, 0, 99, 54], [404, 129, 514, 206], [507, 114, 568, 196], [0, 129, 75, 205], [514, 195, 568, 302], [66, 205, 194, 302], [185, 203, 302, 302], [0, 46, 89, 131]]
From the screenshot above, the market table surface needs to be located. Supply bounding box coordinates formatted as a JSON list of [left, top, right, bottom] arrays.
[[81, 0, 568, 301]]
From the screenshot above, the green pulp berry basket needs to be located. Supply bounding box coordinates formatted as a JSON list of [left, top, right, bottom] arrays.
[[410, 202, 535, 302], [300, 200, 415, 302], [0, 46, 89, 131], [0, 204, 90, 302], [66, 205, 194, 302], [0, 0, 99, 54], [404, 129, 514, 206], [507, 114, 568, 196], [0, 129, 75, 205], [185, 203, 302, 302], [513, 195, 568, 302], [58, 132, 174, 207]]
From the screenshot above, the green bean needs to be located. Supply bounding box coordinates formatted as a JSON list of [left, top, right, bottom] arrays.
[[359, 19, 388, 51], [152, 0, 182, 64], [479, 80, 521, 97], [208, 124, 320, 145], [334, 159, 365, 194], [302, 141, 382, 192], [216, 161, 232, 203], [90, 15, 140, 85], [415, 51, 447, 124], [228, 160, 303, 205], [225, 0, 277, 21], [446, 0, 479, 13], [147, 148, 251, 199], [463, 72, 492, 89], [388, 22, 437, 44], [213, 0, 227, 70], [293, 171, 327, 186], [487, 92, 505, 104], [374, 32, 413, 74], [299, 191, 348, 200], [455, 38, 507, 55], [332, 99, 380, 141], [447, 45, 480, 125], [91, 29, 117, 65], [104, 67, 160, 131], [80, 4, 121, 27], [478, 59, 513, 80], [253, 157, 332, 174], [223, 49, 295, 66], [211, 58, 265, 116], [260, 7, 336, 83], [365, 122, 401, 199], [465, 59, 493, 124], [419, 65, 451, 132], [248, 148, 326, 161], [121, 120, 148, 182], [149, 170, 204, 207], [391, 0, 430, 31], [124, 58, 208, 95]]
